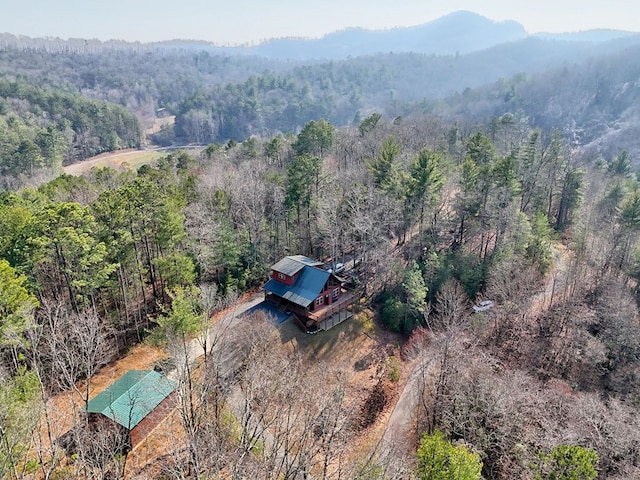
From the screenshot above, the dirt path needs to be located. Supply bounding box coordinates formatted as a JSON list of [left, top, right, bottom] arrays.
[[181, 292, 265, 370], [33, 293, 261, 476], [125, 297, 392, 477], [38, 287, 392, 478], [528, 243, 572, 315], [378, 357, 422, 454], [39, 245, 574, 476], [124, 293, 267, 477], [377, 242, 573, 460]]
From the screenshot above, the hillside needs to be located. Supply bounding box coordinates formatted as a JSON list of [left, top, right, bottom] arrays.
[[154, 12, 636, 62], [3, 7, 640, 480], [3, 32, 640, 156], [242, 11, 527, 60], [3, 111, 640, 478], [426, 40, 640, 163], [0, 78, 142, 182]]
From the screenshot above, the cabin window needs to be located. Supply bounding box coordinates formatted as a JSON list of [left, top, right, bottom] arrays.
[[315, 297, 324, 306], [277, 272, 286, 280], [333, 287, 340, 296]]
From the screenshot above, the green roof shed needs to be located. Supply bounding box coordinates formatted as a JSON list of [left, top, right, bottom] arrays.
[[85, 370, 176, 430]]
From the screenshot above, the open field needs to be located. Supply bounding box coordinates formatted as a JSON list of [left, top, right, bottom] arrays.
[[145, 115, 175, 135], [63, 149, 170, 176]]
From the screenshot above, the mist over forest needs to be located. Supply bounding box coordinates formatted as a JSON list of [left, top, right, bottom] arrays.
[[1, 11, 640, 480]]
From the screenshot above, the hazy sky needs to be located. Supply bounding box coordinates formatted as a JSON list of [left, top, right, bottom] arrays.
[[1, 0, 638, 45]]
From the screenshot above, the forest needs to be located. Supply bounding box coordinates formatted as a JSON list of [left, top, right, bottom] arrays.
[[0, 77, 142, 189], [0, 31, 640, 480], [2, 33, 640, 154]]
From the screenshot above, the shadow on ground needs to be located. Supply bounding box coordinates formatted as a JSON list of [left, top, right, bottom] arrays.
[[242, 301, 292, 324]]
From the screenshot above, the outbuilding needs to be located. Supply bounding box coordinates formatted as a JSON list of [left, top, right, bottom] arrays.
[[85, 370, 177, 448]]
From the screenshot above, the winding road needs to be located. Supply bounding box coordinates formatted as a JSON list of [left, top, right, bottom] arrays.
[[377, 243, 572, 458]]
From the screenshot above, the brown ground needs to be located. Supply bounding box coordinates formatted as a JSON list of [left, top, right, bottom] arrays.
[[62, 115, 174, 176], [63, 149, 168, 176], [145, 115, 175, 135], [123, 304, 406, 478], [34, 290, 406, 479], [125, 408, 185, 479], [268, 307, 407, 471], [34, 233, 573, 477], [31, 343, 169, 477]]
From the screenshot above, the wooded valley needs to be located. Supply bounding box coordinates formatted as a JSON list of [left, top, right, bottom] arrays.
[[1, 27, 640, 480]]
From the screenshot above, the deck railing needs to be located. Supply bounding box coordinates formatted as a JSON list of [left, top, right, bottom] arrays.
[[266, 289, 360, 330], [307, 291, 358, 322]]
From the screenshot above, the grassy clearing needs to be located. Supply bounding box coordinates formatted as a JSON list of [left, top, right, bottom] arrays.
[[63, 150, 170, 176]]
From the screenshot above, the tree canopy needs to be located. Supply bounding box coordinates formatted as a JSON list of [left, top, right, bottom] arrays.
[[416, 430, 483, 480]]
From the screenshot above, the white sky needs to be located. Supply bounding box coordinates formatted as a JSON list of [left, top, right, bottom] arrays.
[[1, 0, 638, 45]]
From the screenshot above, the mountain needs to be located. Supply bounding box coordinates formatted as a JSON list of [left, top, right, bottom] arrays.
[[2, 11, 640, 156], [143, 11, 528, 60], [167, 11, 638, 61], [246, 11, 527, 60], [146, 11, 637, 61], [3, 11, 636, 62]]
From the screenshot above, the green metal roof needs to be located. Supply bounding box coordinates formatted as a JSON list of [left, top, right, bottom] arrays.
[[85, 370, 176, 429]]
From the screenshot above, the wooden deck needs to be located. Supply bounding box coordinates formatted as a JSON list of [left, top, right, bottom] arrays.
[[267, 290, 359, 333], [306, 291, 358, 322]]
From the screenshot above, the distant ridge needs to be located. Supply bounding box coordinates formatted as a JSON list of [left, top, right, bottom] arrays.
[[534, 30, 638, 43], [188, 11, 637, 60], [238, 11, 528, 59], [0, 11, 637, 60]]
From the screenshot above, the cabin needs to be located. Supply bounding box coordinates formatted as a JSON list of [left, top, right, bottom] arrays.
[[84, 370, 177, 449], [263, 255, 358, 332]]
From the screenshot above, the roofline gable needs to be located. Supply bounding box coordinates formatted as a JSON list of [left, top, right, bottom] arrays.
[[264, 263, 330, 307], [85, 370, 176, 429], [270, 255, 324, 277]]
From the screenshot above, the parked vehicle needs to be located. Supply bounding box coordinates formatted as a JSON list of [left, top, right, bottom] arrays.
[[473, 300, 494, 312], [326, 262, 345, 274]]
